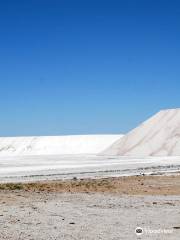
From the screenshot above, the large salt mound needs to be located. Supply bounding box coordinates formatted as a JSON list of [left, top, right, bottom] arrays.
[[103, 109, 180, 156], [0, 135, 123, 156]]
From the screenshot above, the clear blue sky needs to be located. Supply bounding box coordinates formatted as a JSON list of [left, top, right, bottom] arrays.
[[0, 0, 179, 136]]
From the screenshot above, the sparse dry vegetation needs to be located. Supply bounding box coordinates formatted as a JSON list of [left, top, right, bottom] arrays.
[[1, 175, 180, 195]]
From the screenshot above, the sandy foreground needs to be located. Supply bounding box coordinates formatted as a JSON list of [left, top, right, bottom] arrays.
[[0, 175, 180, 240]]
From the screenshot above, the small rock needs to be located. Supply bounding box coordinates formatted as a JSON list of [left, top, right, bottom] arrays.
[[173, 226, 180, 229]]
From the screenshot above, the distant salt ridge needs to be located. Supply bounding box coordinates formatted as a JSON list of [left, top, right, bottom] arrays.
[[102, 108, 180, 156], [0, 135, 123, 156]]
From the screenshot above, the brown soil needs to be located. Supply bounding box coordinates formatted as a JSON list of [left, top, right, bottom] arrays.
[[1, 174, 180, 195]]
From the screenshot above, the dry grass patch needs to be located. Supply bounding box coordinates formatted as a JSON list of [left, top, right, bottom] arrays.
[[0, 175, 180, 195]]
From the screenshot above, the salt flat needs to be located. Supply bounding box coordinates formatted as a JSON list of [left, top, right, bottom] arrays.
[[1, 109, 180, 183], [0, 154, 180, 183]]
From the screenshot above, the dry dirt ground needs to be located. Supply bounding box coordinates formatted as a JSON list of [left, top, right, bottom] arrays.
[[0, 175, 180, 240]]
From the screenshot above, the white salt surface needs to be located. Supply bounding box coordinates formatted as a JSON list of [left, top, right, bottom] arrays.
[[0, 135, 122, 156], [0, 154, 179, 182], [103, 109, 180, 156]]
